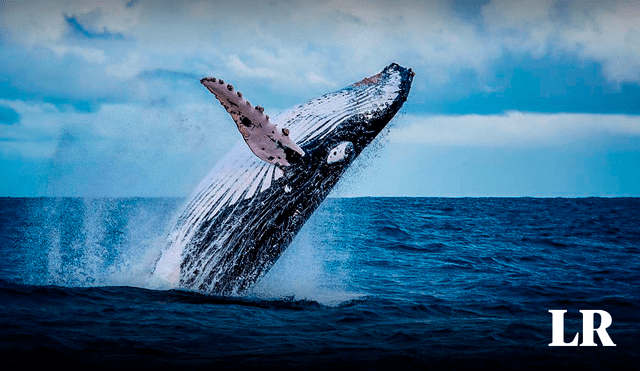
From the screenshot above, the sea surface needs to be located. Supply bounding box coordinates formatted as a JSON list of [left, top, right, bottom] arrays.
[[0, 197, 639, 370]]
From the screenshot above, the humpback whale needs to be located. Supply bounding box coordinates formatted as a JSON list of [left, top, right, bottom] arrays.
[[150, 63, 414, 295]]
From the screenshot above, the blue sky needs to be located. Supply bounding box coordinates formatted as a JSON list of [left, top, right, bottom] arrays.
[[1, 0, 639, 197]]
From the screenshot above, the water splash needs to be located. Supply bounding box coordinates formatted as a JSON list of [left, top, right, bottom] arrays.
[[20, 198, 180, 288], [249, 207, 364, 307], [15, 197, 362, 306]]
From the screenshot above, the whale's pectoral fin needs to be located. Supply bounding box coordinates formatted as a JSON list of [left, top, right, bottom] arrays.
[[200, 77, 305, 167]]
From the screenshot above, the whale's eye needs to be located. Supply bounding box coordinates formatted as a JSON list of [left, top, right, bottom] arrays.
[[327, 142, 354, 164]]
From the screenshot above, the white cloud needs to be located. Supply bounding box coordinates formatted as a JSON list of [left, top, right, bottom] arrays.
[[482, 0, 554, 30], [225, 54, 277, 80], [3, 0, 640, 93], [50, 44, 108, 64], [0, 0, 140, 44], [560, 1, 640, 83], [105, 52, 144, 79], [389, 112, 640, 147], [479, 0, 640, 83], [306, 71, 335, 87], [0, 0, 490, 93]]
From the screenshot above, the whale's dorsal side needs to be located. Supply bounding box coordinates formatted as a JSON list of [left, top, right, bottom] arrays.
[[201, 77, 305, 167]]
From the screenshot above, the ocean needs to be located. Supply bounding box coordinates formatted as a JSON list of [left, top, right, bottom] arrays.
[[1, 197, 639, 370]]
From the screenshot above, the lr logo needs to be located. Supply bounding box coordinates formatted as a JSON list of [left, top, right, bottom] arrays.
[[549, 310, 616, 346]]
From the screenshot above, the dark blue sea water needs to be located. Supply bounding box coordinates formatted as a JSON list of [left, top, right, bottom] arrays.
[[1, 197, 639, 370]]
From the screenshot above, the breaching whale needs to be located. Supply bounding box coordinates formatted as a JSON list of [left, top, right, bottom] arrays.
[[150, 63, 414, 295]]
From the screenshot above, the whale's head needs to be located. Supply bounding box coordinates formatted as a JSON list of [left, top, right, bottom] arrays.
[[281, 63, 414, 183]]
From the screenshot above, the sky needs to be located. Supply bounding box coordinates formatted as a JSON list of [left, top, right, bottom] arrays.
[[1, 0, 639, 197]]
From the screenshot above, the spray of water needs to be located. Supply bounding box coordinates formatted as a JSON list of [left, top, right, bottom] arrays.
[[23, 198, 176, 288], [20, 197, 361, 306], [250, 225, 363, 307]]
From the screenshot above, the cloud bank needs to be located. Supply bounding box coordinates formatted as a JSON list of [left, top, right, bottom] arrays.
[[2, 0, 639, 103], [1, 0, 639, 196], [390, 112, 640, 147]]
